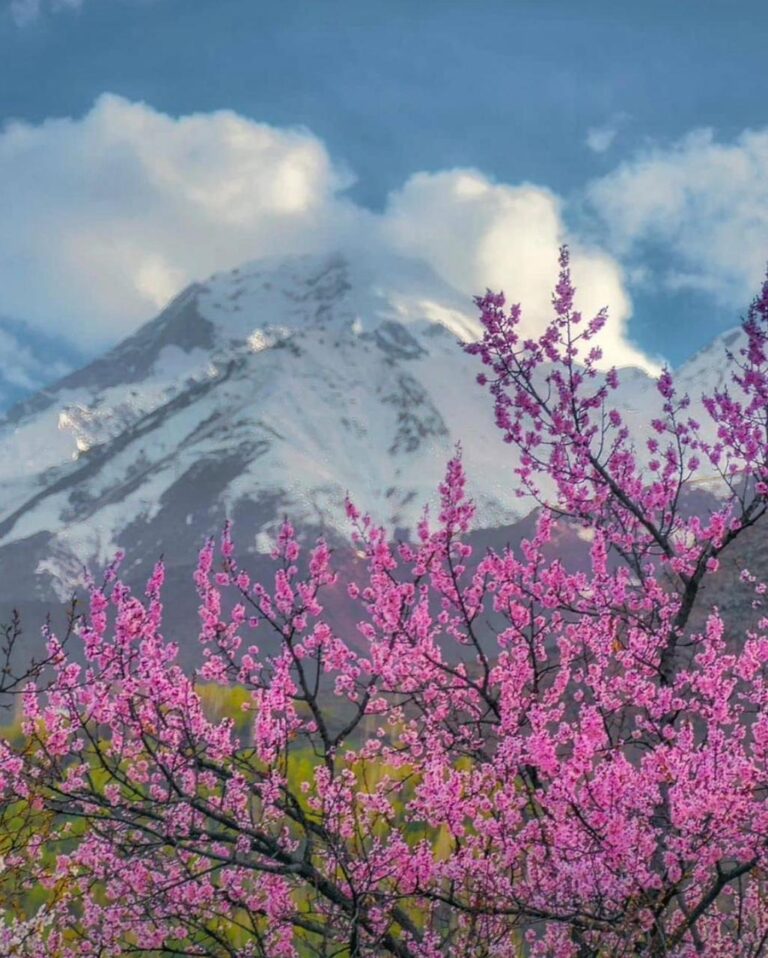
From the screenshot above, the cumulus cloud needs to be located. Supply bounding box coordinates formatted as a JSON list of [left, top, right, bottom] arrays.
[[587, 127, 768, 306], [382, 170, 650, 370], [0, 94, 655, 371], [0, 94, 355, 348]]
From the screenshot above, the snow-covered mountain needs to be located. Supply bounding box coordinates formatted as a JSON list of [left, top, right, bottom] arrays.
[[0, 250, 737, 639]]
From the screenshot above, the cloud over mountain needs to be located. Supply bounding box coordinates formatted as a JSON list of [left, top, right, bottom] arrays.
[[0, 95, 352, 347], [588, 127, 768, 307], [382, 170, 647, 370], [0, 94, 656, 371]]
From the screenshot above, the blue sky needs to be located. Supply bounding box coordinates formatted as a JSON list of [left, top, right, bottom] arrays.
[[2, 0, 768, 402]]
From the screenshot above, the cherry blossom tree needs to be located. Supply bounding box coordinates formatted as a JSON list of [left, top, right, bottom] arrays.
[[3, 248, 768, 956]]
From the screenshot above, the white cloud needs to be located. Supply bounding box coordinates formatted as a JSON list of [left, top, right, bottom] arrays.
[[0, 328, 41, 390], [0, 94, 655, 372], [9, 0, 82, 26], [587, 127, 768, 306], [0, 94, 354, 347], [9, 0, 39, 25], [8, 0, 156, 27], [586, 114, 630, 155], [586, 126, 618, 154], [0, 321, 75, 408], [382, 170, 652, 371]]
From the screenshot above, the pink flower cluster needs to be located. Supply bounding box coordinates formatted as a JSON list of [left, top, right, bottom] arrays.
[[3, 248, 768, 955]]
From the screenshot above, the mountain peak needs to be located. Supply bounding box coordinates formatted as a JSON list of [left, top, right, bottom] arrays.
[[0, 250, 515, 605], [197, 249, 482, 346], [0, 248, 730, 617]]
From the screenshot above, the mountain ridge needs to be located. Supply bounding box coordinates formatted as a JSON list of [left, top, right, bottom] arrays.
[[0, 250, 747, 656]]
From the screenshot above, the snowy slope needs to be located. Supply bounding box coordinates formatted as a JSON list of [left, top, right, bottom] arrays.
[[0, 251, 519, 601], [0, 249, 732, 608]]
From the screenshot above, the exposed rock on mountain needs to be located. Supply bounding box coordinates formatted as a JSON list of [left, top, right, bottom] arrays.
[[0, 249, 750, 662]]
